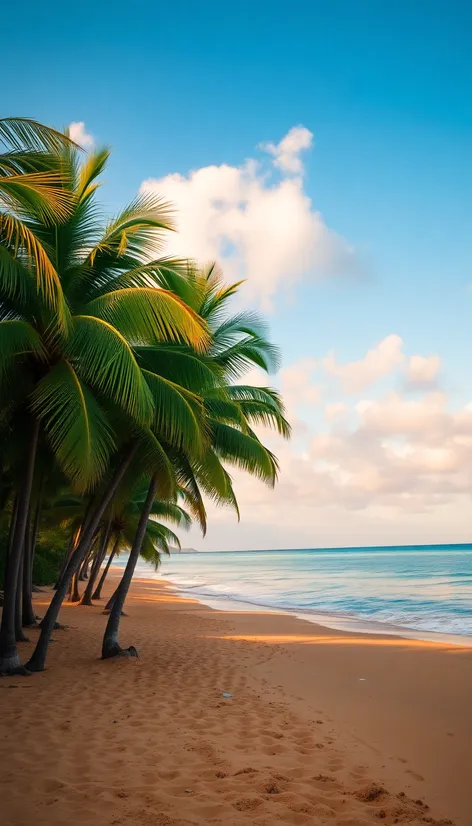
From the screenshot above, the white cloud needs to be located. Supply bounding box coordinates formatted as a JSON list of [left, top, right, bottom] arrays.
[[322, 334, 405, 393], [187, 339, 472, 548], [404, 354, 441, 389], [69, 121, 94, 149], [279, 357, 321, 421], [140, 127, 358, 308], [259, 125, 313, 174], [325, 402, 347, 421], [230, 388, 472, 523]]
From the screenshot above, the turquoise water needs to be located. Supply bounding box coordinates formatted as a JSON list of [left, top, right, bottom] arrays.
[[142, 544, 472, 639]]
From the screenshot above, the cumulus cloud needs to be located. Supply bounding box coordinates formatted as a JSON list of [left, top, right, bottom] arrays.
[[404, 354, 441, 390], [69, 121, 94, 148], [279, 358, 321, 421], [195, 339, 472, 546], [140, 127, 358, 308], [322, 334, 405, 393], [259, 125, 313, 174], [228, 388, 472, 525], [305, 390, 472, 511]]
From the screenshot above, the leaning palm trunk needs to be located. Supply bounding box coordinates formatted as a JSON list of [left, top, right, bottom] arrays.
[[79, 518, 112, 606], [22, 495, 41, 627], [54, 531, 78, 590], [102, 475, 157, 659], [54, 500, 92, 590], [26, 446, 137, 673], [69, 571, 81, 602], [78, 551, 91, 581], [68, 531, 99, 603], [104, 584, 118, 611], [93, 534, 120, 600], [0, 420, 39, 675]]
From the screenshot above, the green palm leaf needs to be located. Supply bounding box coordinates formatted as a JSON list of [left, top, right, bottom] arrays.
[[225, 385, 291, 438], [210, 420, 278, 483], [149, 500, 192, 530], [84, 287, 209, 351], [0, 213, 68, 328], [87, 193, 175, 264], [133, 429, 176, 501], [134, 344, 221, 392], [31, 360, 116, 489], [0, 319, 46, 374], [0, 118, 76, 153], [66, 315, 154, 424], [85, 258, 194, 301], [142, 369, 205, 452]]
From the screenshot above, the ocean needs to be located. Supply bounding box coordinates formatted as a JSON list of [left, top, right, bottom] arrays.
[[133, 544, 472, 643]]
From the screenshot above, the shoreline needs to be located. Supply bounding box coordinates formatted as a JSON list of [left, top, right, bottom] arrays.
[[129, 557, 472, 646], [154, 575, 472, 647], [1, 573, 471, 825], [144, 575, 472, 825]]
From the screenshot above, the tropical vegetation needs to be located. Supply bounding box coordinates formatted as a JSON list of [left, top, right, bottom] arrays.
[[0, 117, 290, 676]]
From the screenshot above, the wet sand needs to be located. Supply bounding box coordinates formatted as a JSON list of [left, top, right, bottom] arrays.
[[1, 574, 471, 826]]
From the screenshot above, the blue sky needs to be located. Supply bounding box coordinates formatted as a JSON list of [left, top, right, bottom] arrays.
[[5, 1, 472, 547]]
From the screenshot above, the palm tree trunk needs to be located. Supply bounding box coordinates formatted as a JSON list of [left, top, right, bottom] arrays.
[[54, 499, 92, 589], [3, 494, 18, 585], [15, 548, 29, 642], [23, 493, 41, 626], [0, 419, 39, 675], [105, 584, 118, 611], [78, 551, 90, 581], [79, 518, 112, 606], [26, 445, 137, 673], [69, 570, 81, 602], [93, 534, 120, 600], [67, 524, 97, 603], [102, 474, 157, 659], [22, 534, 37, 627], [54, 532, 76, 590]]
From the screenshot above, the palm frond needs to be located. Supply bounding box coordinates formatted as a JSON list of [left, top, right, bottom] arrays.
[[0, 213, 68, 329], [0, 171, 72, 222], [226, 385, 291, 438], [134, 344, 221, 392], [86, 193, 176, 264], [134, 429, 176, 501], [31, 360, 116, 489], [0, 118, 76, 153], [66, 315, 154, 425], [0, 319, 46, 374], [84, 258, 194, 302], [142, 369, 205, 453], [76, 147, 109, 201], [149, 500, 192, 530], [210, 421, 278, 484], [84, 287, 209, 351]]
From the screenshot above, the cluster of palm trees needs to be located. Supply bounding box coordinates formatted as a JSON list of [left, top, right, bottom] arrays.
[[0, 118, 290, 676]]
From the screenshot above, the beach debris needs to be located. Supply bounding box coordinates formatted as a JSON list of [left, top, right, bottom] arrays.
[[359, 677, 366, 681], [221, 692, 232, 698], [355, 783, 386, 802], [184, 789, 193, 794]]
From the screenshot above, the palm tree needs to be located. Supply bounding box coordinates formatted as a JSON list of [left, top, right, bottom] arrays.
[[0, 138, 208, 674], [101, 267, 290, 659], [1, 125, 291, 675], [80, 486, 190, 605]]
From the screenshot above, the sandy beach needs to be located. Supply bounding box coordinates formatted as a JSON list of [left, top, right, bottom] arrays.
[[1, 574, 471, 826]]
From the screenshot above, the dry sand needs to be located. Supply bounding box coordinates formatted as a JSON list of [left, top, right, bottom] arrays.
[[1, 574, 471, 826]]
